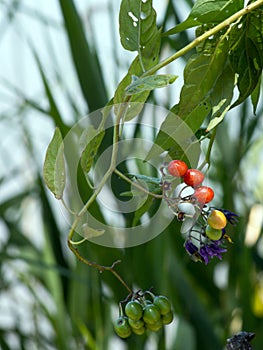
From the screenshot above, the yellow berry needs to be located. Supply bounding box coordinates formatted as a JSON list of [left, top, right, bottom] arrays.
[[207, 210, 227, 229]]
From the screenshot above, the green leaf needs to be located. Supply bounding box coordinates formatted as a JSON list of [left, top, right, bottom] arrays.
[[145, 109, 203, 163], [80, 126, 105, 173], [177, 41, 228, 123], [121, 174, 161, 226], [230, 10, 263, 107], [132, 195, 155, 226], [115, 0, 161, 120], [81, 224, 105, 239], [147, 38, 229, 161], [43, 128, 65, 199], [206, 63, 236, 131], [113, 57, 150, 120], [164, 0, 244, 35], [119, 0, 160, 68], [251, 75, 261, 114], [125, 74, 178, 95], [126, 174, 162, 189]]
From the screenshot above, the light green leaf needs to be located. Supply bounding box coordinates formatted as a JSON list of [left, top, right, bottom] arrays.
[[43, 128, 65, 199], [81, 224, 105, 239], [206, 64, 236, 131], [80, 126, 105, 173], [126, 174, 161, 188], [164, 0, 243, 35], [125, 74, 178, 95], [113, 57, 150, 120]]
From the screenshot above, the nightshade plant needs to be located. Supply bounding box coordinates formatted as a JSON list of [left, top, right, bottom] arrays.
[[42, 0, 263, 347]]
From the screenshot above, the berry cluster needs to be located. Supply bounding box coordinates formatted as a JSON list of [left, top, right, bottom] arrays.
[[161, 160, 238, 264], [114, 290, 173, 339], [167, 160, 214, 205]]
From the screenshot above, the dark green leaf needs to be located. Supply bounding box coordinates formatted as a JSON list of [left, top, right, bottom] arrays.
[[230, 10, 263, 107], [206, 63, 236, 131], [251, 75, 261, 114], [177, 40, 228, 123], [119, 0, 160, 68], [125, 74, 178, 95], [146, 38, 228, 161], [164, 0, 244, 35], [145, 109, 203, 163], [132, 195, 155, 226], [115, 0, 161, 120], [43, 128, 65, 199]]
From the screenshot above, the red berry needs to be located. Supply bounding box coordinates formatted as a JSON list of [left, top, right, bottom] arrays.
[[183, 169, 204, 188], [167, 160, 188, 177], [194, 186, 214, 204]]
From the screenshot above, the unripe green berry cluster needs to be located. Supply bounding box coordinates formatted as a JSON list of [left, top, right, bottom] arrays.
[[114, 291, 173, 339]]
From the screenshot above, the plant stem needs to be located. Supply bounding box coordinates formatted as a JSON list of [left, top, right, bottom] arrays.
[[198, 128, 217, 171], [114, 168, 164, 199], [143, 0, 263, 76], [67, 101, 135, 293], [67, 240, 133, 293]]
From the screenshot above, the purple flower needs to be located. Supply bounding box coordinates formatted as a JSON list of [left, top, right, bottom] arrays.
[[218, 209, 239, 225], [185, 240, 198, 255], [199, 241, 227, 265]]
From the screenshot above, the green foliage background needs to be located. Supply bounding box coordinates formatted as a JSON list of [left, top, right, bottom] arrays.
[[1, 0, 263, 349]]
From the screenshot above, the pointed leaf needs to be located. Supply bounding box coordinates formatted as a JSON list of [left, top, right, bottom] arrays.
[[146, 37, 229, 161], [206, 64, 236, 131], [81, 224, 105, 239], [113, 56, 151, 120], [119, 0, 160, 68], [114, 0, 161, 120], [132, 196, 155, 226], [251, 76, 261, 115], [43, 128, 65, 199], [80, 126, 105, 173], [178, 40, 228, 122], [230, 10, 263, 107], [125, 74, 178, 95], [164, 0, 243, 35]]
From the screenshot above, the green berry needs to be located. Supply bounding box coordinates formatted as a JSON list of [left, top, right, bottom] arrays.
[[205, 225, 222, 241], [162, 311, 174, 325], [132, 326, 146, 335], [114, 316, 132, 338], [125, 301, 143, 321], [143, 304, 161, 325], [145, 318, 163, 332], [153, 296, 172, 315], [128, 318, 144, 330]]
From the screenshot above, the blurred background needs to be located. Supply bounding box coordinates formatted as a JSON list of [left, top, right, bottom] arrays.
[[0, 0, 263, 349]]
